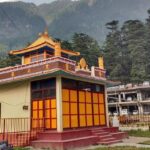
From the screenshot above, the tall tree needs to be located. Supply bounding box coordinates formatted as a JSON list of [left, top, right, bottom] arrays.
[[103, 20, 125, 82], [122, 20, 147, 83], [144, 9, 150, 80], [72, 33, 101, 66], [0, 55, 21, 68]]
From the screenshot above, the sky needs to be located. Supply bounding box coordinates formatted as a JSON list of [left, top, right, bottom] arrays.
[[0, 0, 56, 5]]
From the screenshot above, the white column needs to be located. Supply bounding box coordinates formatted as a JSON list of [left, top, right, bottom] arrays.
[[122, 92, 125, 101], [119, 105, 122, 115], [56, 76, 63, 132], [22, 56, 24, 65], [118, 93, 121, 102], [91, 66, 95, 77], [137, 92, 142, 101], [105, 85, 109, 127], [138, 104, 143, 115]]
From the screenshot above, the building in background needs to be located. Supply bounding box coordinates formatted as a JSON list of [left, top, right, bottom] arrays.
[[107, 82, 150, 115]]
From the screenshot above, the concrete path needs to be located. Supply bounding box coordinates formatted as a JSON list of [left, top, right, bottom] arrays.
[[79, 136, 150, 150], [111, 136, 150, 148]]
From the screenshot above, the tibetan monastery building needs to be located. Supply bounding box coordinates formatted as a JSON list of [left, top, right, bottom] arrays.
[[0, 31, 127, 149]]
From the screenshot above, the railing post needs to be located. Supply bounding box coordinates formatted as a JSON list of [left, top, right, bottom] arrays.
[[3, 119, 5, 140]]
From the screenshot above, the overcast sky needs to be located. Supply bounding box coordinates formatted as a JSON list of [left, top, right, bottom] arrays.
[[0, 0, 56, 5]]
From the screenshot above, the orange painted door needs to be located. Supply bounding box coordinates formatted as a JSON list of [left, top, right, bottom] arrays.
[[32, 99, 57, 129], [32, 100, 44, 129], [44, 99, 57, 129]]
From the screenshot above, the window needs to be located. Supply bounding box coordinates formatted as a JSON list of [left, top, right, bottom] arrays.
[[31, 54, 44, 63], [31, 78, 56, 100]]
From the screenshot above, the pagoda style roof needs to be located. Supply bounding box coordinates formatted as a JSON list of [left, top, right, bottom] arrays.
[[9, 31, 80, 56]]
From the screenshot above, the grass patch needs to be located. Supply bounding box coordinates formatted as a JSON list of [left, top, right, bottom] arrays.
[[14, 148, 31, 150], [128, 130, 150, 137], [139, 141, 150, 145], [88, 146, 150, 150]]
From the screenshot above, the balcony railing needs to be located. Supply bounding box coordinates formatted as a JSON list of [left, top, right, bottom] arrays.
[[0, 57, 76, 84], [0, 57, 106, 84]]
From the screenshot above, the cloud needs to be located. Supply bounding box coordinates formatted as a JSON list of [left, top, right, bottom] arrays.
[[0, 0, 56, 4], [0, 0, 18, 2]]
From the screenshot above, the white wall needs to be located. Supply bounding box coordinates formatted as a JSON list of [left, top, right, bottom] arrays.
[[0, 81, 31, 118]]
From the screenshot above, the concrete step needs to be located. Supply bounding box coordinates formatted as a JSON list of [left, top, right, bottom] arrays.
[[92, 130, 106, 133], [98, 136, 114, 140], [32, 136, 98, 150], [97, 139, 122, 145], [37, 129, 92, 140], [100, 137, 117, 142], [91, 127, 119, 133], [93, 132, 110, 136], [111, 132, 128, 139]]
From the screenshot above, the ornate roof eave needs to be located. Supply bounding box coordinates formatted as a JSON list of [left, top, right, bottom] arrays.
[[9, 42, 54, 55], [9, 42, 80, 56], [61, 49, 80, 56]]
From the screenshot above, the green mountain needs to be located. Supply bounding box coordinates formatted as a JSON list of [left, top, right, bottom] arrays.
[[39, 0, 74, 25], [45, 0, 150, 42], [0, 0, 150, 52], [0, 1, 46, 52]]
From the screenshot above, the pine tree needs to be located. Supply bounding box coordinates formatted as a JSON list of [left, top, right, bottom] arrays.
[[122, 20, 147, 83], [72, 33, 101, 66], [103, 20, 124, 81], [144, 9, 150, 80]]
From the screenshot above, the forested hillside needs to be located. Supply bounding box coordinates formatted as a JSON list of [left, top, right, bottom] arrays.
[[0, 0, 150, 50], [46, 0, 150, 42], [0, 0, 150, 83], [0, 1, 46, 54]]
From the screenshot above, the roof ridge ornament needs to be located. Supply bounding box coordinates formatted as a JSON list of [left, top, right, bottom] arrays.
[[38, 28, 49, 38]]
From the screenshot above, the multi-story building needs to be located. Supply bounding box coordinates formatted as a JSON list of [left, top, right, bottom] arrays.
[[107, 82, 150, 115]]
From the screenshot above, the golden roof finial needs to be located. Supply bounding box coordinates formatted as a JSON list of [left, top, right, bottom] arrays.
[[43, 27, 49, 37]]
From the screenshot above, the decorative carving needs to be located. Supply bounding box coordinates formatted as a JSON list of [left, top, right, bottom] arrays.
[[11, 72, 15, 77], [27, 68, 31, 73], [65, 63, 69, 71], [98, 57, 104, 69], [45, 64, 49, 70], [77, 58, 89, 70]]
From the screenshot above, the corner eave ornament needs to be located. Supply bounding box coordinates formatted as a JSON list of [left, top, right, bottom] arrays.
[[98, 57, 104, 69]]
